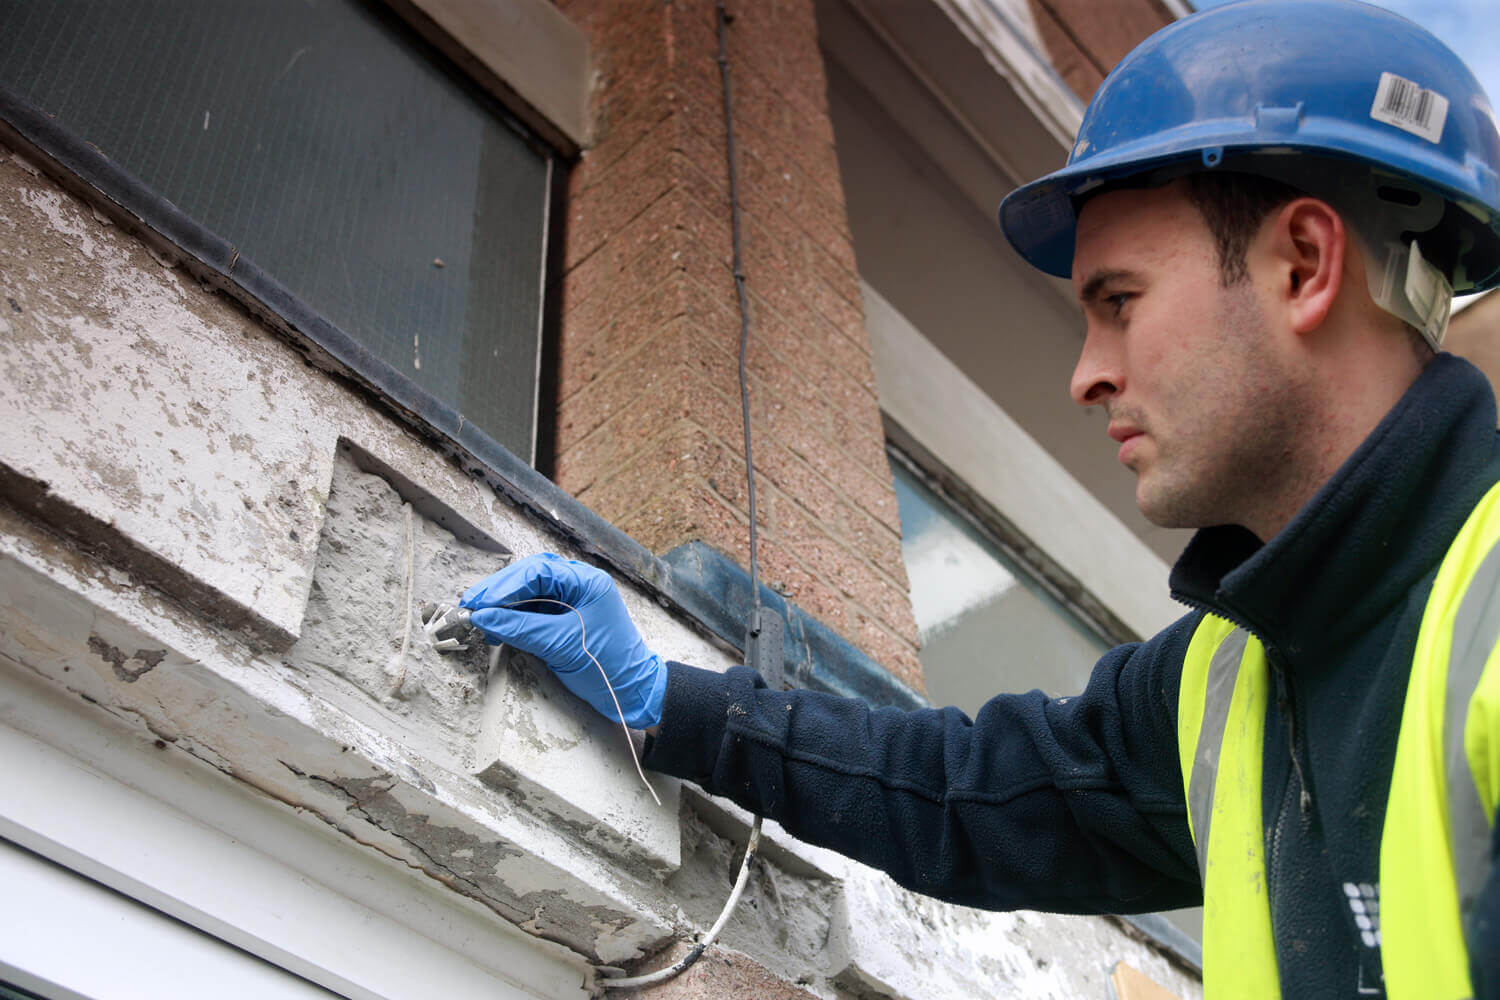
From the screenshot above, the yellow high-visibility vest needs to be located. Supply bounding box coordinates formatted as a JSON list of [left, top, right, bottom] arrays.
[[1178, 481, 1500, 999]]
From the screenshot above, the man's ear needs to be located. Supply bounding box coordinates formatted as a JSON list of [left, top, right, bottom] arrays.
[[1270, 197, 1346, 335]]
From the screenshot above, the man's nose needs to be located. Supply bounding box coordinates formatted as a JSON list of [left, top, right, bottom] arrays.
[[1069, 326, 1122, 407]]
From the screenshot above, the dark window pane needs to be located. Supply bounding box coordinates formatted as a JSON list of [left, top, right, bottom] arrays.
[[0, 0, 548, 462], [0, 980, 46, 1000]]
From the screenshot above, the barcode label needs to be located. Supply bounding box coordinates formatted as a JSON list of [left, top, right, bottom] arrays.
[[1370, 72, 1448, 144]]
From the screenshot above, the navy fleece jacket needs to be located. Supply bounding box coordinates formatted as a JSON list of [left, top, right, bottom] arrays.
[[642, 354, 1500, 998]]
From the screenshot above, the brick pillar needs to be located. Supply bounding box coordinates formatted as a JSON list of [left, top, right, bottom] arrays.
[[1027, 0, 1173, 101], [553, 0, 923, 692]]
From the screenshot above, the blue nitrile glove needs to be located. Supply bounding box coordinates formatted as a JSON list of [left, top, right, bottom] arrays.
[[461, 553, 667, 729]]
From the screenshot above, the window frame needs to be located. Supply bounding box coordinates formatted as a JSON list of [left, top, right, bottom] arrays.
[[886, 431, 1131, 651]]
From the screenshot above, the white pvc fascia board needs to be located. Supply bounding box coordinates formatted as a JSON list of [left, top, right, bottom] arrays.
[[1, 839, 339, 1000], [864, 281, 1183, 639], [0, 665, 590, 1000]]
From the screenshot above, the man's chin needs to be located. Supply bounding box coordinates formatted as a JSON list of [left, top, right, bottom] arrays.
[[1135, 477, 1190, 530]]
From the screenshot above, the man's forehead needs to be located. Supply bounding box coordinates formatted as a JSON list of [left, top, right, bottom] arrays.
[[1072, 182, 1203, 282]]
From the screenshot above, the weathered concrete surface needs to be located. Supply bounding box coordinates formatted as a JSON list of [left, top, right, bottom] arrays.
[[0, 150, 335, 645], [0, 512, 678, 968], [829, 866, 1201, 999], [292, 447, 680, 870], [0, 142, 1201, 998]]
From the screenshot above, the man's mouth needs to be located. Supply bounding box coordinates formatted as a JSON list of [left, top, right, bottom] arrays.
[[1108, 423, 1143, 465]]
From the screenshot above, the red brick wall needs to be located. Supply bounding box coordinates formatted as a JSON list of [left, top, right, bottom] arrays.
[[553, 0, 923, 692], [1028, 0, 1174, 100]]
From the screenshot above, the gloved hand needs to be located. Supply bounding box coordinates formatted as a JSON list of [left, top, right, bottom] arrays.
[[461, 553, 667, 729]]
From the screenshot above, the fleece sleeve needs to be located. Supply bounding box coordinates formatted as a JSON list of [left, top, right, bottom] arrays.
[[642, 613, 1204, 914]]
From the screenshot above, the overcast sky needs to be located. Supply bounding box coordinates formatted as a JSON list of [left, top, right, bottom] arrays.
[[1192, 0, 1500, 110]]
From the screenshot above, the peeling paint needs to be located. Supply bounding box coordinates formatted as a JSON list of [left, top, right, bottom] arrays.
[[278, 759, 658, 965]]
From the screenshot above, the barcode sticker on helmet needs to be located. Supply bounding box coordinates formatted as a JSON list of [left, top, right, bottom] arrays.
[[1371, 72, 1448, 144]]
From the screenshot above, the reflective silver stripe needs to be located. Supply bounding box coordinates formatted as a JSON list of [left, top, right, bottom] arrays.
[[1448, 542, 1500, 915], [1189, 628, 1251, 880]]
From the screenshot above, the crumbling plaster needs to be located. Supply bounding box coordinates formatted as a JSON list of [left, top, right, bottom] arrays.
[[0, 143, 1200, 997]]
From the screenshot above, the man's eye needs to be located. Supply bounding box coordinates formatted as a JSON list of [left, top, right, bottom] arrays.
[[1106, 292, 1133, 315]]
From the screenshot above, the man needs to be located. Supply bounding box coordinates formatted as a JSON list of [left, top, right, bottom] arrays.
[[458, 1, 1500, 996]]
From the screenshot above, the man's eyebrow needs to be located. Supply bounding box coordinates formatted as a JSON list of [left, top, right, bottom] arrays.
[[1077, 268, 1141, 305]]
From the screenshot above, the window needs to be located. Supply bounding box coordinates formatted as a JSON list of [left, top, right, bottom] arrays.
[[891, 452, 1109, 713], [0, 0, 553, 463]]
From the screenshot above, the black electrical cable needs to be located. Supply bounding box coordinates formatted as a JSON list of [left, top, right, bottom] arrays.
[[596, 3, 766, 990], [722, 6, 761, 615]]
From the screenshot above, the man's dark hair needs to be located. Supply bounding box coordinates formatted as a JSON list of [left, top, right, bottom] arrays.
[[1182, 171, 1302, 286], [1182, 169, 1431, 357]]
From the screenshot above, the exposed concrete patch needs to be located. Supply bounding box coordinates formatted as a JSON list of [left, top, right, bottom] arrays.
[[86, 634, 165, 682], [287, 450, 500, 728]]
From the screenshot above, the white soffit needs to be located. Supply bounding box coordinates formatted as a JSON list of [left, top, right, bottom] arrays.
[[865, 281, 1183, 640], [827, 0, 1082, 183]]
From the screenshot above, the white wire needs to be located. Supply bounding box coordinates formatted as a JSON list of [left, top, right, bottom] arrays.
[[599, 815, 762, 989], [503, 597, 661, 808]]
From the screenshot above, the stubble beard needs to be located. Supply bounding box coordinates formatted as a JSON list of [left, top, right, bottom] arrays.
[[1133, 283, 1315, 535]]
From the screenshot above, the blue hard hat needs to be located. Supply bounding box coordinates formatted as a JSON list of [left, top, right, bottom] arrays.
[[999, 0, 1500, 292]]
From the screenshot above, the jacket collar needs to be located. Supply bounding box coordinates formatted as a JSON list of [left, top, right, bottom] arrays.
[[1169, 353, 1500, 664]]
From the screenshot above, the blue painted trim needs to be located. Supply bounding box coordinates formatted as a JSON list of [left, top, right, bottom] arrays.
[[0, 84, 927, 713], [660, 542, 928, 710]]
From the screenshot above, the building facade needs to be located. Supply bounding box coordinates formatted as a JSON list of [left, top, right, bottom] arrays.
[[0, 1, 1205, 997]]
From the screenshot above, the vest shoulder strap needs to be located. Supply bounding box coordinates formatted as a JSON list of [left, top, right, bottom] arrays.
[[1179, 613, 1279, 998]]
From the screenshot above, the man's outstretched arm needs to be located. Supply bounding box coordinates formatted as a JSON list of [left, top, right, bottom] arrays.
[[465, 553, 1202, 914]]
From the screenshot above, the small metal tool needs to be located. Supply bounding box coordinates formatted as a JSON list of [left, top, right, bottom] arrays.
[[420, 602, 476, 652]]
